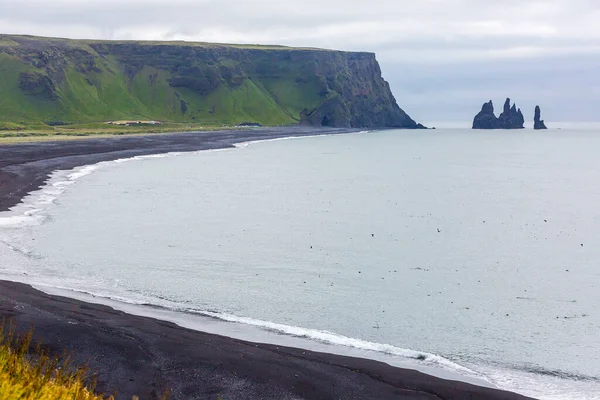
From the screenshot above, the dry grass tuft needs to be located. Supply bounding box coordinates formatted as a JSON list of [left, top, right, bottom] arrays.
[[0, 319, 113, 399]]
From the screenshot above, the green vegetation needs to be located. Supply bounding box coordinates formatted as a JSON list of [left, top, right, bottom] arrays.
[[0, 34, 418, 133], [0, 321, 111, 400]]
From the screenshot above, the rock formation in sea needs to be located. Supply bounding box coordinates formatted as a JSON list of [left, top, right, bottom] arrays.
[[472, 98, 524, 129], [534, 106, 548, 130], [498, 98, 525, 129], [472, 101, 501, 129]]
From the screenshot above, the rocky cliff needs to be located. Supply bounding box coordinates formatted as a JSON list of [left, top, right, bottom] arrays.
[[0, 35, 421, 129], [473, 98, 524, 129], [534, 106, 548, 130]]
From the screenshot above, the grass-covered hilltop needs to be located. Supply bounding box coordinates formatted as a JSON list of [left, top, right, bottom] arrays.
[[0, 34, 422, 132]]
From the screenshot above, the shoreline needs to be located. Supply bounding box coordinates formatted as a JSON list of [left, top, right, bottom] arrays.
[[17, 279, 493, 386], [0, 127, 534, 399], [0, 127, 357, 213], [0, 281, 533, 399]]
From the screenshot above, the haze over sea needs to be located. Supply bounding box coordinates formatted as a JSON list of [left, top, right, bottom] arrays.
[[2, 128, 600, 399]]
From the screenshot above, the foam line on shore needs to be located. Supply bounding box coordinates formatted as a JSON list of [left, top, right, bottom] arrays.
[[10, 277, 488, 386], [185, 308, 479, 375], [233, 130, 368, 149], [0, 132, 360, 228], [0, 148, 228, 227], [0, 279, 537, 400]]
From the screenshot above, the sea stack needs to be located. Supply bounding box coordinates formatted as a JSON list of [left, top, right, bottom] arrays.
[[498, 98, 525, 129], [472, 101, 501, 129], [472, 98, 524, 129], [534, 106, 548, 130]]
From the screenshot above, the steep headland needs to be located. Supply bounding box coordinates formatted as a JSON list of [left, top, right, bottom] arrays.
[[0, 35, 421, 129], [534, 106, 548, 130], [472, 98, 524, 129]]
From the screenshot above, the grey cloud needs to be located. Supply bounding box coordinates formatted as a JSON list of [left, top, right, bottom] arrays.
[[386, 53, 600, 123], [4, 0, 600, 42]]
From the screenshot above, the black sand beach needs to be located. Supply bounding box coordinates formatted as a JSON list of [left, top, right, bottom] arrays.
[[0, 129, 535, 399], [0, 282, 534, 400]]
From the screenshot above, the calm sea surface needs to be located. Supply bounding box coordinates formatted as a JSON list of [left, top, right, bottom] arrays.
[[2, 128, 600, 399]]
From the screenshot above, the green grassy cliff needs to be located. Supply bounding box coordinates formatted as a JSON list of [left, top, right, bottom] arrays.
[[0, 35, 421, 129]]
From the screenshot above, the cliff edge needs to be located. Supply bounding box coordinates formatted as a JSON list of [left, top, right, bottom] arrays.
[[0, 35, 421, 129]]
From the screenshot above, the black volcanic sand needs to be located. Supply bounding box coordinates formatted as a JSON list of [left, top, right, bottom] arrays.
[[0, 282, 534, 400], [0, 129, 535, 399]]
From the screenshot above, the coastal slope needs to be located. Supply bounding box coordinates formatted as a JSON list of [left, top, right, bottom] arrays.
[[0, 35, 420, 129]]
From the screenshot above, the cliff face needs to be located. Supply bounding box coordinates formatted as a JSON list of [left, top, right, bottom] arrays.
[[0, 35, 420, 129], [473, 98, 524, 129]]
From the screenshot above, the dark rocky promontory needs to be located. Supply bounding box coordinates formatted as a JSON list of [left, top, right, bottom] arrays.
[[534, 105, 548, 129], [472, 98, 525, 129]]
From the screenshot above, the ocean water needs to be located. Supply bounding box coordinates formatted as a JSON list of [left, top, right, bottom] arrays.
[[2, 128, 600, 399]]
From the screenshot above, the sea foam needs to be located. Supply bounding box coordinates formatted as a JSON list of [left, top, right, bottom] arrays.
[[232, 131, 361, 150], [0, 150, 212, 228], [1, 132, 344, 228], [19, 279, 483, 381], [186, 308, 481, 376], [0, 165, 100, 227]]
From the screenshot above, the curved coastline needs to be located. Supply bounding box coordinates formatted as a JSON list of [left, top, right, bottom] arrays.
[[0, 127, 357, 213], [0, 128, 534, 399]]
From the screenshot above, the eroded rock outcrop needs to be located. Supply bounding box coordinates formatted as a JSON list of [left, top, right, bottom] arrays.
[[498, 99, 525, 129], [472, 101, 500, 129], [534, 106, 548, 130], [473, 98, 524, 129]]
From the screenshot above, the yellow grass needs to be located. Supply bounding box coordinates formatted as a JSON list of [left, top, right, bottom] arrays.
[[0, 122, 242, 144], [0, 321, 112, 400]]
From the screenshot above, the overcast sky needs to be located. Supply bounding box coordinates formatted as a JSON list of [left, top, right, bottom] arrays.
[[1, 0, 598, 123]]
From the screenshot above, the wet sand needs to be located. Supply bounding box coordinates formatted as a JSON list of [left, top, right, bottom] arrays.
[[0, 128, 535, 399]]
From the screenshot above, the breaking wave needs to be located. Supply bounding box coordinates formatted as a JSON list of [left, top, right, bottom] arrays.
[[18, 281, 482, 380], [184, 307, 480, 376]]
